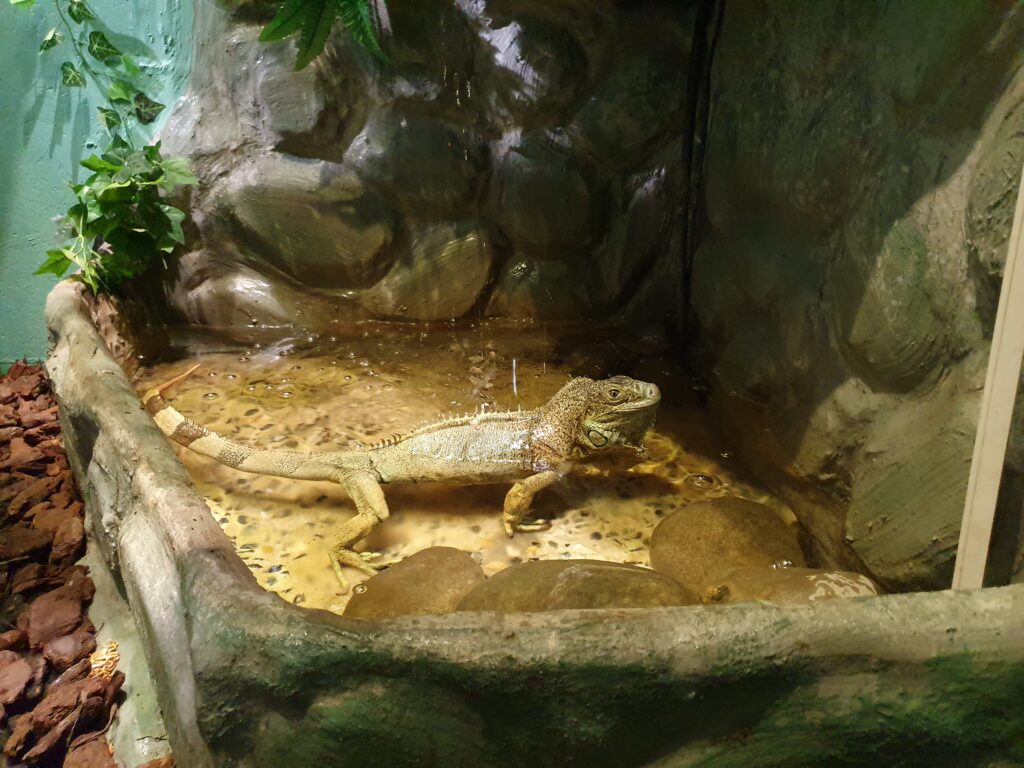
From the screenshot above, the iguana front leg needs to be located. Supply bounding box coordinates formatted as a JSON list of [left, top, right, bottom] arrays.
[[502, 470, 561, 537], [330, 469, 391, 591]]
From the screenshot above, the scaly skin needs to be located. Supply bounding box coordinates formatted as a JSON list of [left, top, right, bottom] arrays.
[[143, 366, 661, 589]]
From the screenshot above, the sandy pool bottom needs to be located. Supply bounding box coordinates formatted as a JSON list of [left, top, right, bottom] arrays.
[[137, 324, 793, 614]]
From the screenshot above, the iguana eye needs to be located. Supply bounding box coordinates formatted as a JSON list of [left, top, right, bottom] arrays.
[[608, 388, 621, 399]]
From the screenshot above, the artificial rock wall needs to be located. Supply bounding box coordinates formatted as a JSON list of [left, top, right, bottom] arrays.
[[694, 0, 1024, 591], [162, 0, 692, 333]]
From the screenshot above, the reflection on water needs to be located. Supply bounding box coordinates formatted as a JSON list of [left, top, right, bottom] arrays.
[[137, 322, 794, 613]]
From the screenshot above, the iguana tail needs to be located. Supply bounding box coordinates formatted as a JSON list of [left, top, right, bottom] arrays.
[[142, 365, 335, 481]]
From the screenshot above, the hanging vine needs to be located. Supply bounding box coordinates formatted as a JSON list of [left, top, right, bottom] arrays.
[[10, 0, 197, 294]]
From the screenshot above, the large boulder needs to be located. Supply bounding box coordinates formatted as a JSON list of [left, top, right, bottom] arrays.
[[456, 559, 696, 613], [344, 547, 485, 620], [650, 497, 807, 596], [360, 221, 493, 321]]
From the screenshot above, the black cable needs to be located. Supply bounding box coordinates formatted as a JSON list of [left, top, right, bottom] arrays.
[[677, 0, 724, 355]]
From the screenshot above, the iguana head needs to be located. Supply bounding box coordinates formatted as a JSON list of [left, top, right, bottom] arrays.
[[544, 375, 661, 456]]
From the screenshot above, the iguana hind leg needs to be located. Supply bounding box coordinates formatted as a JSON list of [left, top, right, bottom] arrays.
[[502, 470, 560, 537], [330, 470, 391, 591]]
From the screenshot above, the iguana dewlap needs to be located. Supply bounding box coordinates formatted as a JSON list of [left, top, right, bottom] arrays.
[[143, 366, 660, 589]]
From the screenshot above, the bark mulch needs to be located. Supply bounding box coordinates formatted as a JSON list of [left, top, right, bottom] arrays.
[[0, 362, 173, 768]]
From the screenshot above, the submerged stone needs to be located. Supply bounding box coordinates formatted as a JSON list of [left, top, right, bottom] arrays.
[[456, 559, 696, 613], [650, 497, 806, 596], [343, 547, 485, 620], [702, 566, 881, 606]]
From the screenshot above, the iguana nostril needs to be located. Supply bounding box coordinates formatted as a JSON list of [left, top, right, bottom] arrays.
[[646, 384, 661, 400]]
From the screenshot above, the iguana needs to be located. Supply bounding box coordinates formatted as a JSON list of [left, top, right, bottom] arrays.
[[143, 367, 661, 588]]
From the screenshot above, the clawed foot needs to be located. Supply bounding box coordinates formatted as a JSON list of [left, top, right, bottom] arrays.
[[330, 549, 394, 592], [502, 518, 553, 538]]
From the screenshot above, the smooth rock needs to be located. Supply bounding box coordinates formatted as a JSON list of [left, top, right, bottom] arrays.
[[650, 497, 806, 596], [494, 142, 592, 257], [587, 167, 672, 309], [344, 547, 485, 620], [456, 559, 696, 613], [486, 258, 590, 321], [177, 255, 361, 334], [349, 112, 487, 215], [481, 15, 587, 123], [702, 567, 881, 605], [257, 41, 326, 138], [360, 221, 493, 321], [570, 40, 687, 165], [219, 155, 395, 289], [385, 0, 476, 107], [829, 218, 958, 393]]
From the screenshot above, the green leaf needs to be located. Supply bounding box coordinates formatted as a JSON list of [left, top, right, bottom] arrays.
[[133, 92, 165, 124], [159, 155, 197, 189], [80, 154, 119, 173], [67, 0, 95, 23], [40, 28, 63, 52], [120, 150, 155, 179], [101, 135, 131, 166], [100, 137, 133, 171], [59, 62, 86, 88], [107, 79, 135, 102], [96, 179, 134, 201], [10, 0, 36, 8], [337, 0, 385, 60], [96, 107, 121, 131], [120, 53, 140, 76], [259, 0, 310, 42], [87, 30, 121, 61], [160, 204, 186, 244], [35, 249, 74, 278], [294, 0, 336, 70]]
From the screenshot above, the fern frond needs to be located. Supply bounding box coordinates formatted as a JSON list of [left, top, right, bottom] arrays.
[[337, 0, 385, 60], [260, 0, 312, 42], [294, 0, 337, 70]]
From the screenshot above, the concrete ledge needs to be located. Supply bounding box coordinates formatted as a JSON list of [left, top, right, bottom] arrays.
[[45, 280, 1024, 766]]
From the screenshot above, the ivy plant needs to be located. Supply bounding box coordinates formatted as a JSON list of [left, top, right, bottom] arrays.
[[261, 0, 388, 70], [11, 0, 196, 294]]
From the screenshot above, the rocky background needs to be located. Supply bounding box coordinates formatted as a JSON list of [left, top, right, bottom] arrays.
[[693, 1, 1024, 591], [161, 0, 692, 331]]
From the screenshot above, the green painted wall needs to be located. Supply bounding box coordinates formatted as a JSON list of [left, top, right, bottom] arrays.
[[0, 0, 192, 365]]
